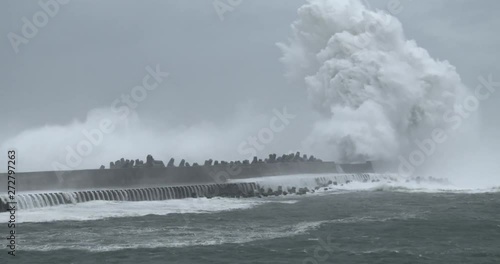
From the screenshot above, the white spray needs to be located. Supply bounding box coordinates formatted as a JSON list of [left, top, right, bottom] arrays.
[[278, 0, 469, 163], [0, 107, 272, 172]]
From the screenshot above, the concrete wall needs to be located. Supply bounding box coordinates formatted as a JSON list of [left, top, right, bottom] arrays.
[[0, 161, 373, 193], [0, 172, 388, 213]]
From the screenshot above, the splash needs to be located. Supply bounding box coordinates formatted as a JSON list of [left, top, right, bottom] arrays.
[[0, 107, 269, 172], [278, 0, 469, 162]]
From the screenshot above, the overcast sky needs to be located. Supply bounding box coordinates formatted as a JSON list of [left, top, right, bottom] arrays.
[[1, 0, 499, 167]]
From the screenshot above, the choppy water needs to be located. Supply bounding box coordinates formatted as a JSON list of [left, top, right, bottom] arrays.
[[1, 181, 500, 264]]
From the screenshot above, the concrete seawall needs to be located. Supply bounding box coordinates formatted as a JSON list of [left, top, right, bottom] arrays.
[[0, 161, 378, 212], [0, 161, 374, 193], [0, 172, 395, 212]]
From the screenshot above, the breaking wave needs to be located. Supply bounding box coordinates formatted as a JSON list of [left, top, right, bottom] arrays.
[[278, 0, 469, 162]]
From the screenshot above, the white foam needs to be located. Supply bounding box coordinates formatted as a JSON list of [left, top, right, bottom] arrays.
[[318, 181, 500, 194], [10, 197, 265, 223], [233, 172, 500, 194], [231, 173, 396, 189], [20, 220, 326, 252], [18, 214, 429, 252]]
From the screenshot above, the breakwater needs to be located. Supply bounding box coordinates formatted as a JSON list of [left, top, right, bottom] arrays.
[[0, 154, 379, 212], [0, 173, 393, 212], [0, 161, 373, 192]]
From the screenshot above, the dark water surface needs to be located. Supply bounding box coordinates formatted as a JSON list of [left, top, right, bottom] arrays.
[[2, 190, 500, 264]]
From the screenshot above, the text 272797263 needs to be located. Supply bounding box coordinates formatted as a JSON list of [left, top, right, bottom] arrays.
[[6, 150, 16, 257]]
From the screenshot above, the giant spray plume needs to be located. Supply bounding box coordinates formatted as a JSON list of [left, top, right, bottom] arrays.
[[278, 0, 469, 163]]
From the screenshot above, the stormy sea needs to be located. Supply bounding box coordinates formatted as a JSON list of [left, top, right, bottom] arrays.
[[1, 177, 499, 264], [1, 0, 499, 263]]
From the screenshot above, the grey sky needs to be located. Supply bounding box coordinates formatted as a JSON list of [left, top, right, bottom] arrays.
[[1, 0, 499, 162]]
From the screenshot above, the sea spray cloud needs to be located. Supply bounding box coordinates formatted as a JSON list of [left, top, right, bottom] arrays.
[[0, 106, 278, 172], [278, 0, 468, 162]]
